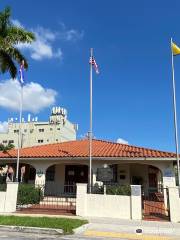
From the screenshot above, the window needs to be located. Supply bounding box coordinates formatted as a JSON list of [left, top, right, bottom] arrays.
[[50, 128, 53, 131], [39, 129, 44, 132], [9, 140, 14, 144], [24, 129, 27, 133], [2, 140, 7, 144], [14, 130, 19, 133], [38, 139, 43, 143], [57, 128, 60, 130], [56, 139, 58, 142], [30, 129, 34, 133], [46, 165, 55, 181]]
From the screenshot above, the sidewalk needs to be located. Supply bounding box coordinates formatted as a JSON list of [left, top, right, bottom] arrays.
[[74, 217, 180, 239], [2, 213, 180, 239]]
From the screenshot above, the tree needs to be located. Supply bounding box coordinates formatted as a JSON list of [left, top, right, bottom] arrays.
[[0, 143, 14, 153], [0, 7, 35, 79]]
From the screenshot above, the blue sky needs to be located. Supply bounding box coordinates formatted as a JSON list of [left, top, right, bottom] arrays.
[[0, 0, 180, 151]]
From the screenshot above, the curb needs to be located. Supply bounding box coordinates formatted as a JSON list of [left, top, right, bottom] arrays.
[[73, 223, 89, 234], [0, 225, 63, 235]]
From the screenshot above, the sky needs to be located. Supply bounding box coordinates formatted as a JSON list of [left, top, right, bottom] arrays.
[[1, 0, 180, 152]]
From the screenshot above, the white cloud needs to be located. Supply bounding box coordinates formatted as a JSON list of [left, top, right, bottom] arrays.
[[59, 27, 84, 42], [0, 79, 57, 113], [17, 26, 62, 61], [117, 138, 129, 145], [12, 20, 83, 61], [58, 22, 84, 42], [0, 122, 8, 133]]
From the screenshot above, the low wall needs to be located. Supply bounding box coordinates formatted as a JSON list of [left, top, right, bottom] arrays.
[[87, 194, 131, 218], [0, 182, 18, 213], [168, 187, 180, 222], [76, 184, 142, 220]]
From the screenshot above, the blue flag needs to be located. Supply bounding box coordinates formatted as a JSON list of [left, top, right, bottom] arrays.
[[19, 62, 24, 86]]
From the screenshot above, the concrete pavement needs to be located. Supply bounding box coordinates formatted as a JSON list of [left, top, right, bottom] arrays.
[[0, 214, 180, 239], [74, 217, 180, 239]]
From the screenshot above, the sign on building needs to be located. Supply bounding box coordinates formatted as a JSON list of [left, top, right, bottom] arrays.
[[96, 167, 114, 182]]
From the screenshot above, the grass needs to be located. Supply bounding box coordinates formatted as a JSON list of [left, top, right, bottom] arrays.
[[0, 215, 88, 234]]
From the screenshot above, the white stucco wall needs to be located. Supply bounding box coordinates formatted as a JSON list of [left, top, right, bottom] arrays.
[[168, 187, 180, 222], [0, 183, 18, 213], [76, 183, 142, 220], [86, 194, 131, 218], [55, 164, 65, 192]]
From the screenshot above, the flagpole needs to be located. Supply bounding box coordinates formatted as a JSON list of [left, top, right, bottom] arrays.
[[171, 37, 180, 187], [89, 48, 93, 193], [16, 61, 24, 182]]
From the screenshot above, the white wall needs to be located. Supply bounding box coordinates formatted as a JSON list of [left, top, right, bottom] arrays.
[[86, 194, 131, 218], [55, 164, 65, 192], [76, 184, 142, 220], [168, 187, 180, 222], [0, 183, 18, 213]]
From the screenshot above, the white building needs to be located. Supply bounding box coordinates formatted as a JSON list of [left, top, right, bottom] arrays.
[[0, 106, 77, 148]]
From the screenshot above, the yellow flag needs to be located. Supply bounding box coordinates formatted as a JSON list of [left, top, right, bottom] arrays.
[[172, 42, 180, 55]]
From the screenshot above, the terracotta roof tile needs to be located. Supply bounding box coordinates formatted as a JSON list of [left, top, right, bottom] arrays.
[[0, 139, 176, 159]]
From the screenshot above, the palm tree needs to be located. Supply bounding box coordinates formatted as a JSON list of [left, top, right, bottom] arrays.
[[0, 143, 14, 153], [0, 7, 35, 79]]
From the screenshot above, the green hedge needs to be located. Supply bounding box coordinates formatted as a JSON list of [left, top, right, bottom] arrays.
[[106, 185, 131, 196], [17, 184, 43, 205], [0, 184, 6, 191], [0, 175, 6, 184]]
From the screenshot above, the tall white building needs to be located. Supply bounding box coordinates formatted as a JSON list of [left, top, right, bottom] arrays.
[[0, 106, 77, 148]]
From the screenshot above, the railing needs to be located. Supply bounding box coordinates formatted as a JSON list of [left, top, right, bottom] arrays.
[[16, 182, 76, 214]]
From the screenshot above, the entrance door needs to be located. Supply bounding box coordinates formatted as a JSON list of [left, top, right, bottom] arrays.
[[149, 173, 157, 188], [65, 165, 88, 185]]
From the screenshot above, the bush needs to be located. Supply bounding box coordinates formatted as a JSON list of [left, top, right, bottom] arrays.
[[17, 184, 43, 205], [0, 175, 6, 184], [106, 185, 131, 196], [91, 183, 104, 194], [0, 184, 6, 191]]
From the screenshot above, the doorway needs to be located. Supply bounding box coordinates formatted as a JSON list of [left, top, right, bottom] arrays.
[[65, 165, 88, 185]]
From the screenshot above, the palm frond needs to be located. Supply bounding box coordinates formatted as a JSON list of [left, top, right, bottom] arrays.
[[0, 7, 35, 78], [0, 50, 17, 78], [6, 47, 28, 69], [6, 26, 35, 45], [0, 7, 11, 37]]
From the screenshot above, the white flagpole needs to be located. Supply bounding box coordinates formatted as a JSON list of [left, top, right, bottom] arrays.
[[16, 66, 24, 181], [171, 38, 180, 187], [89, 48, 93, 193]]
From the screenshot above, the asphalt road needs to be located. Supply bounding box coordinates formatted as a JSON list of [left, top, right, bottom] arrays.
[[0, 231, 129, 240]]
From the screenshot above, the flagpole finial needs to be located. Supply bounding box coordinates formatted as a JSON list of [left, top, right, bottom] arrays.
[[21, 60, 24, 66]]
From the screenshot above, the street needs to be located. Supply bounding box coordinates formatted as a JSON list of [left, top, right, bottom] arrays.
[[0, 231, 178, 240], [0, 232, 133, 240], [0, 231, 130, 240]]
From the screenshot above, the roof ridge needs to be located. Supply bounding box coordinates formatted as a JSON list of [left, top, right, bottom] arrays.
[[92, 138, 173, 154]]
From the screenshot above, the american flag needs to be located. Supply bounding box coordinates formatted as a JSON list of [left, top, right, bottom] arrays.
[[89, 56, 99, 74], [19, 61, 25, 86]]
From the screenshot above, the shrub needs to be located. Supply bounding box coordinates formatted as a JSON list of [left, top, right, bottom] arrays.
[[0, 184, 6, 191], [0, 175, 6, 184], [106, 184, 131, 196], [91, 183, 104, 194], [17, 184, 43, 205]]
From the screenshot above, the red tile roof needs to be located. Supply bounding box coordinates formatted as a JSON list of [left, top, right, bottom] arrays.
[[0, 139, 176, 159]]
